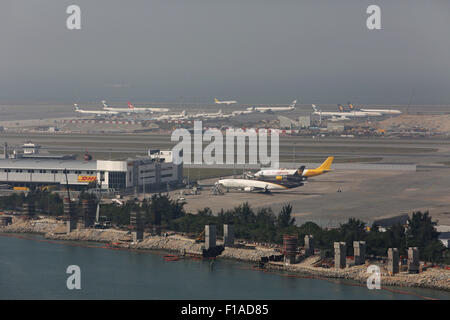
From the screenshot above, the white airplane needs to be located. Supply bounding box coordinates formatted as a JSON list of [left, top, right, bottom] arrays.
[[360, 108, 401, 115], [204, 109, 223, 119], [312, 105, 381, 119], [101, 101, 169, 113], [347, 103, 401, 115], [190, 111, 209, 119], [254, 157, 334, 179], [190, 109, 226, 119], [203, 109, 234, 119], [217, 177, 304, 193], [100, 101, 135, 114], [154, 110, 188, 121], [247, 100, 297, 113], [74, 104, 118, 116], [127, 102, 169, 113], [169, 110, 189, 120], [214, 98, 237, 105], [338, 104, 381, 117], [232, 109, 255, 116]]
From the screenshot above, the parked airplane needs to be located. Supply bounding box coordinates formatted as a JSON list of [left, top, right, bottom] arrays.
[[154, 110, 188, 121], [127, 102, 169, 113], [101, 101, 169, 113], [254, 157, 334, 179], [312, 105, 381, 120], [74, 104, 118, 116], [214, 98, 237, 105], [203, 109, 234, 119], [347, 102, 402, 115], [232, 109, 255, 116], [338, 104, 381, 117], [217, 176, 304, 193], [247, 100, 297, 113], [168, 110, 189, 120], [204, 109, 223, 119], [101, 100, 136, 113]]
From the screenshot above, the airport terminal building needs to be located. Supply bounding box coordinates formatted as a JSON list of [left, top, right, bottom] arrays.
[[0, 144, 182, 192]]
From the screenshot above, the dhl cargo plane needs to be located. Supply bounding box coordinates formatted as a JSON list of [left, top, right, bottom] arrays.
[[254, 157, 334, 179]]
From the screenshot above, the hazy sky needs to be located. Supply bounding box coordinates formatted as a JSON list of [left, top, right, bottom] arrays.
[[1, 0, 450, 104]]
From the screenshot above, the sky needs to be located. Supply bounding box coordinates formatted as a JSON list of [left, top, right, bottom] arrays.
[[1, 0, 450, 105]]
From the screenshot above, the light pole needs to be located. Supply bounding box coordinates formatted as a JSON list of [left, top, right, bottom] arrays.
[[142, 176, 145, 198]]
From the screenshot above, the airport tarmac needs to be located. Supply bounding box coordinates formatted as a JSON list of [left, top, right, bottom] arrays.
[[1, 132, 450, 166], [1, 103, 449, 122], [176, 168, 450, 227]]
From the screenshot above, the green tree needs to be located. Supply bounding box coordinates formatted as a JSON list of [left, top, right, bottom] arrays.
[[340, 218, 366, 243], [277, 204, 295, 229], [405, 211, 443, 261]]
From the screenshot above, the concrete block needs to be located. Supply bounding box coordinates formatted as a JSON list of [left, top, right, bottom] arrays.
[[388, 248, 399, 274], [334, 242, 347, 269], [223, 224, 234, 247], [205, 225, 216, 250]]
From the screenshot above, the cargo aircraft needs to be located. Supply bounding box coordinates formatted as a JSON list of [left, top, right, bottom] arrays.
[[253, 157, 334, 179]]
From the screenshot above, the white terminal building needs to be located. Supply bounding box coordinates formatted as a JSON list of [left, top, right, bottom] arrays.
[[0, 143, 182, 191]]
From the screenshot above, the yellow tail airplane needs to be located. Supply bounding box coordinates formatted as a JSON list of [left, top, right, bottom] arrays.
[[254, 157, 334, 179], [302, 157, 334, 177]]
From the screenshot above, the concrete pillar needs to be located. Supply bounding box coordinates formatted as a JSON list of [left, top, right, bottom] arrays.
[[353, 241, 366, 265], [408, 247, 420, 274], [283, 235, 298, 264], [334, 242, 347, 269], [223, 224, 234, 247], [22, 201, 35, 219], [388, 248, 399, 274], [130, 211, 144, 242], [65, 197, 77, 233], [152, 225, 161, 236], [304, 235, 314, 257], [0, 216, 12, 226], [205, 224, 216, 250], [80, 199, 95, 228], [132, 231, 143, 243]]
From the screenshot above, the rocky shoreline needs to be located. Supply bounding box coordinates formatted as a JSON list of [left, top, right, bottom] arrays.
[[1, 218, 449, 292]]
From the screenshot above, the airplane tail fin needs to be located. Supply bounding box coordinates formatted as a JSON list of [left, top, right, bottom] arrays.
[[74, 104, 79, 110], [214, 98, 219, 103], [101, 100, 108, 109], [317, 157, 334, 171], [338, 104, 344, 112], [312, 104, 319, 112], [127, 102, 134, 109], [294, 165, 306, 176], [348, 102, 354, 110], [290, 100, 297, 108]]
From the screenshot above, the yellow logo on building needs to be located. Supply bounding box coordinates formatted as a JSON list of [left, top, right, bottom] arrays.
[[77, 175, 97, 183]]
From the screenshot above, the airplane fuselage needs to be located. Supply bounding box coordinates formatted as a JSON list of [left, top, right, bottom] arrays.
[[249, 106, 295, 113], [214, 99, 237, 105], [218, 178, 303, 191], [314, 111, 380, 118], [360, 108, 401, 115]]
